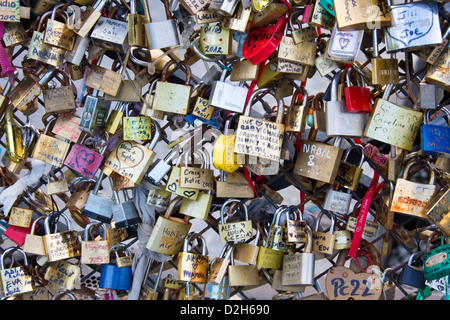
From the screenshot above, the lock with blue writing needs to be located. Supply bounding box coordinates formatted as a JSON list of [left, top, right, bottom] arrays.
[[420, 108, 450, 158]]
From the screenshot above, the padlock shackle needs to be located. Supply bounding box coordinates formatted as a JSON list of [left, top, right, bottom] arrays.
[[401, 158, 436, 185], [315, 210, 335, 234], [183, 232, 207, 256], [291, 86, 308, 107], [424, 107, 450, 125], [305, 225, 313, 254], [164, 196, 183, 218], [244, 88, 285, 124], [84, 221, 107, 241], [330, 70, 344, 102], [220, 198, 249, 224], [160, 60, 192, 85], [343, 144, 365, 168], [44, 212, 72, 235], [30, 215, 47, 235], [1, 247, 28, 270], [148, 118, 162, 150]]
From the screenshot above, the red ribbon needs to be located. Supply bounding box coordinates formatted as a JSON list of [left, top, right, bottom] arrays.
[[348, 170, 381, 260]]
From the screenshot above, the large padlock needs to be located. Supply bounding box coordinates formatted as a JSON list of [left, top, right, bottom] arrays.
[[81, 171, 114, 223], [42, 213, 82, 262], [391, 158, 437, 219], [199, 25, 232, 56], [0, 247, 35, 297], [234, 88, 285, 163], [80, 222, 110, 265], [143, 0, 180, 50], [333, 0, 391, 30], [420, 107, 450, 158], [327, 22, 363, 62], [256, 220, 285, 269], [127, 0, 147, 48], [90, 16, 129, 54], [266, 206, 296, 253], [364, 83, 423, 151], [344, 67, 372, 113], [146, 196, 192, 255], [398, 253, 426, 290], [111, 188, 142, 229], [99, 245, 132, 291], [219, 199, 253, 243], [209, 66, 248, 113], [74, 0, 109, 38], [281, 225, 315, 286], [323, 186, 352, 215], [178, 232, 209, 283], [233, 227, 261, 265], [325, 70, 369, 138], [179, 146, 214, 192], [228, 245, 260, 287], [384, 0, 442, 53], [152, 60, 192, 115], [286, 206, 308, 244]]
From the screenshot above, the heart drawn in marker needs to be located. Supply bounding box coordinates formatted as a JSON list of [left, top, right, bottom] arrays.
[[115, 141, 145, 170], [183, 190, 196, 198], [167, 182, 177, 192], [339, 37, 350, 49], [75, 149, 96, 167], [255, 120, 263, 127]]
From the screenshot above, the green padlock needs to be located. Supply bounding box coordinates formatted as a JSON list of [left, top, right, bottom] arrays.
[[423, 235, 450, 281]]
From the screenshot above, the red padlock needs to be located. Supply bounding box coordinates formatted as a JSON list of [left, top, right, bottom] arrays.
[[0, 221, 32, 246], [344, 67, 372, 113], [243, 11, 288, 65]]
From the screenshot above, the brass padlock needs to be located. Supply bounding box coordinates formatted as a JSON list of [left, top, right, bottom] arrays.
[[43, 4, 77, 51]]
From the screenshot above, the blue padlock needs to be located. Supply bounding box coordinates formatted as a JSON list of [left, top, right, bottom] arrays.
[[420, 108, 450, 158], [99, 244, 132, 291]]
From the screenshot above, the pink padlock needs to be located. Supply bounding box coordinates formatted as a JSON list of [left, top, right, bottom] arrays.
[[0, 221, 32, 246], [64, 143, 104, 179]]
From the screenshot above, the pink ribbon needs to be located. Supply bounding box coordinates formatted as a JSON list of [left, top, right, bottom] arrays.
[[0, 22, 16, 79]]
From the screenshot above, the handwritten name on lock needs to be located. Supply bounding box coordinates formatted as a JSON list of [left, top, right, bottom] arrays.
[[64, 144, 104, 179], [364, 99, 423, 150], [43, 86, 76, 113], [391, 179, 436, 218], [81, 242, 110, 264], [123, 117, 152, 141], [146, 189, 171, 208], [277, 59, 305, 74], [193, 97, 214, 120], [196, 8, 220, 24], [46, 230, 81, 261], [1, 267, 33, 296], [335, 0, 390, 28], [181, 167, 214, 190], [279, 38, 314, 65], [282, 254, 305, 285], [85, 65, 123, 97], [104, 140, 154, 184], [45, 260, 80, 290], [235, 116, 284, 162], [179, 254, 209, 283], [9, 207, 33, 228], [385, 2, 438, 49], [52, 113, 82, 142], [32, 135, 70, 167], [0, 0, 20, 22], [28, 32, 65, 66], [219, 221, 253, 242]]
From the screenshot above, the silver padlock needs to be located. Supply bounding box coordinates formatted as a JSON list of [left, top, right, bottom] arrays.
[[90, 16, 129, 54], [143, 0, 180, 50], [325, 70, 368, 138], [209, 67, 248, 113], [208, 0, 240, 17], [82, 170, 114, 224], [111, 185, 141, 228], [420, 81, 444, 109]]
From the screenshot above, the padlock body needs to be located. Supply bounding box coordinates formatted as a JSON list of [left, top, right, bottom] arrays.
[[344, 86, 372, 113], [79, 96, 111, 134], [99, 264, 132, 290], [91, 17, 129, 54], [145, 19, 180, 50], [209, 81, 247, 113], [420, 124, 450, 158], [423, 244, 450, 281], [112, 201, 141, 228], [323, 189, 352, 214], [204, 276, 231, 300], [281, 252, 315, 286], [82, 193, 114, 223], [398, 265, 426, 289], [325, 101, 368, 137]]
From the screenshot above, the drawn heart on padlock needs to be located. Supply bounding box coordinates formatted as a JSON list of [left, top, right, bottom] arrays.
[[167, 182, 177, 192], [385, 2, 435, 47], [325, 266, 382, 300], [243, 16, 287, 65], [183, 190, 196, 198], [255, 120, 263, 127], [115, 141, 144, 170], [339, 37, 350, 49], [75, 149, 96, 167]]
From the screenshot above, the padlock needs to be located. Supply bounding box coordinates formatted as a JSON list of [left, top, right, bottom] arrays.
[[152, 60, 192, 115], [178, 232, 209, 283], [267, 206, 296, 253], [327, 22, 363, 62], [0, 222, 31, 247], [346, 197, 380, 239], [90, 16, 129, 54], [114, 243, 133, 268], [111, 188, 141, 229], [3, 21, 28, 48], [423, 234, 450, 281], [81, 222, 110, 265], [384, 0, 442, 53], [391, 158, 437, 219], [123, 112, 153, 142], [325, 70, 369, 137], [207, 242, 233, 287], [43, 78, 77, 115], [209, 66, 248, 113], [222, 3, 253, 33], [228, 244, 260, 287], [319, 0, 334, 16], [180, 145, 214, 191], [242, 13, 288, 65], [23, 215, 47, 256], [46, 167, 69, 196], [333, 0, 391, 31], [256, 219, 285, 269], [312, 210, 336, 256], [371, 28, 399, 85], [42, 213, 82, 262], [199, 25, 232, 56], [364, 83, 423, 151], [419, 81, 444, 110], [424, 184, 450, 236], [43, 4, 76, 51], [128, 0, 147, 48], [144, 146, 183, 188], [233, 226, 261, 265], [286, 206, 308, 244], [344, 67, 372, 113], [209, 0, 239, 16], [398, 253, 426, 290], [81, 171, 114, 224], [99, 245, 132, 291], [165, 148, 200, 201], [143, 0, 180, 50], [425, 45, 450, 92], [335, 144, 365, 191], [281, 225, 315, 286], [146, 196, 192, 255], [139, 259, 163, 300], [4, 105, 27, 164], [285, 86, 309, 133], [293, 136, 344, 184], [218, 199, 253, 243], [309, 0, 334, 30], [420, 108, 450, 158], [0, 247, 35, 297], [64, 142, 105, 180], [139, 79, 165, 120], [65, 34, 90, 67], [74, 0, 109, 38], [78, 89, 111, 135], [234, 88, 285, 163], [323, 186, 352, 215], [290, 14, 318, 44]]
